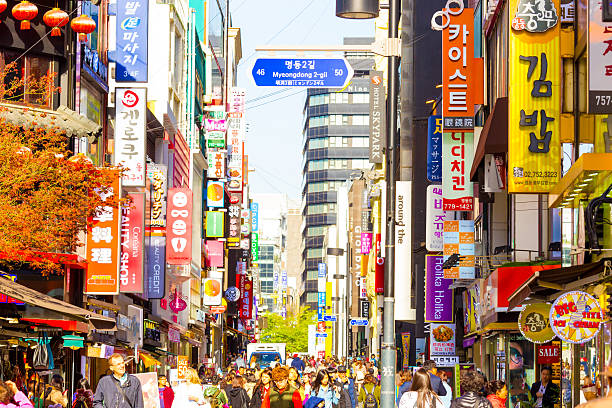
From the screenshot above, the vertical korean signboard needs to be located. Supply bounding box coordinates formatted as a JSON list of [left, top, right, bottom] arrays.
[[227, 196, 241, 247], [227, 113, 244, 192], [166, 188, 192, 265], [116, 0, 148, 82], [86, 176, 120, 295], [443, 220, 475, 279], [427, 116, 442, 182], [425, 185, 447, 252], [508, 0, 560, 193], [369, 71, 385, 163], [120, 193, 145, 293], [250, 232, 259, 261], [441, 7, 474, 210], [588, 0, 612, 113], [115, 88, 146, 187], [146, 165, 166, 299]]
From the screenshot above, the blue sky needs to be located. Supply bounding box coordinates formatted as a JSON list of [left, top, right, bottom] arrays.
[[234, 0, 373, 200]]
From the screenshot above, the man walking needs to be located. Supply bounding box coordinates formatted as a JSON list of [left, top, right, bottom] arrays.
[[335, 366, 356, 408], [93, 354, 144, 408], [530, 366, 560, 408], [423, 360, 447, 396], [290, 355, 305, 373]]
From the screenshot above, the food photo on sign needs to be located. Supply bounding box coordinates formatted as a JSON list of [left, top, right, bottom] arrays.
[[430, 323, 456, 356]]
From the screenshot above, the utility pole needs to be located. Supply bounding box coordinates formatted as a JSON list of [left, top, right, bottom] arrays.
[[381, 1, 401, 408]]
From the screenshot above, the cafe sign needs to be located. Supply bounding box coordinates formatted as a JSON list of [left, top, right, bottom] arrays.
[[550, 291, 603, 344], [518, 303, 556, 343]]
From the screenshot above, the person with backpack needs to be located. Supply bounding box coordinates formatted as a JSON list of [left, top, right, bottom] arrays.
[[227, 377, 250, 408], [309, 370, 339, 408], [335, 366, 356, 408], [71, 379, 93, 408], [203, 376, 229, 408], [357, 375, 379, 408], [398, 369, 443, 408], [450, 372, 492, 408], [249, 369, 271, 408]]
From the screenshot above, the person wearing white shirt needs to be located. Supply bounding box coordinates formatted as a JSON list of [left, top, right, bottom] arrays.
[[398, 369, 444, 408]]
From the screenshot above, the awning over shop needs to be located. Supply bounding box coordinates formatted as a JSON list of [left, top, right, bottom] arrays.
[[0, 102, 102, 138], [0, 274, 116, 331], [139, 352, 162, 368], [225, 326, 248, 337], [548, 153, 612, 208], [21, 318, 89, 333], [507, 260, 607, 310], [470, 97, 508, 180]]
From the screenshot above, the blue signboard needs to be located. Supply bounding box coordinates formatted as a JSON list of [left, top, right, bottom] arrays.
[[318, 263, 326, 278], [350, 319, 369, 326], [315, 333, 328, 338], [281, 270, 288, 290], [317, 292, 326, 321], [252, 58, 353, 88], [146, 236, 165, 299], [116, 0, 148, 82], [427, 115, 442, 182], [251, 203, 259, 232], [323, 315, 337, 322]]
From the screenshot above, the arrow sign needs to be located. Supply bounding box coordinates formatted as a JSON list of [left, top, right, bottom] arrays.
[[350, 319, 369, 326], [323, 315, 337, 322], [315, 333, 328, 338], [252, 58, 354, 88]]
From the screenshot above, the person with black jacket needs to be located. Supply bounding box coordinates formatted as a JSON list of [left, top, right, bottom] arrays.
[[450, 371, 492, 408], [249, 369, 272, 408], [93, 354, 144, 408], [228, 377, 250, 408], [530, 367, 560, 408]]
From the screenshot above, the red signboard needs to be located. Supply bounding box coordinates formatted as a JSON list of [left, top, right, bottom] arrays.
[[210, 305, 226, 314], [238, 275, 253, 320], [537, 343, 560, 365], [166, 188, 193, 265], [120, 192, 145, 293], [374, 233, 384, 294]]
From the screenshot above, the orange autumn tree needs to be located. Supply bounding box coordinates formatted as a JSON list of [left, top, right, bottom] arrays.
[[0, 62, 120, 274]]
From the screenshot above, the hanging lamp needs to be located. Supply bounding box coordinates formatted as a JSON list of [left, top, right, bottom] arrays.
[[12, 0, 38, 30], [43, 7, 68, 37], [70, 14, 95, 42]]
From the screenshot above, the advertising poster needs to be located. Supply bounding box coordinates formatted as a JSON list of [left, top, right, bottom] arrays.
[[508, 0, 561, 193], [177, 356, 189, 379], [425, 255, 454, 322], [203, 278, 222, 306], [119, 192, 145, 293], [427, 115, 442, 182], [206, 181, 225, 208], [115, 88, 147, 187], [395, 181, 415, 320], [430, 323, 456, 356], [132, 373, 159, 408], [166, 188, 193, 265], [205, 211, 225, 238], [401, 332, 411, 369], [550, 291, 603, 344], [443, 220, 475, 279], [85, 176, 120, 295]]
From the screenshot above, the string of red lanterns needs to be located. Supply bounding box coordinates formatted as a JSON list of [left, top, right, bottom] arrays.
[[6, 0, 95, 40]]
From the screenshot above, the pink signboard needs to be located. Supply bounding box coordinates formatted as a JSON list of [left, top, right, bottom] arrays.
[[205, 240, 224, 268], [360, 232, 373, 255], [120, 192, 145, 293], [166, 188, 193, 265]]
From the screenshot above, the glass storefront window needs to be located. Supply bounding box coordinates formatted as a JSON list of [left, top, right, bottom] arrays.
[[561, 342, 572, 408]]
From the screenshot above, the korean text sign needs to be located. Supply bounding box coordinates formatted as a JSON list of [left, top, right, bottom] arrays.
[[227, 201, 241, 246], [116, 0, 148, 82], [508, 0, 560, 193], [426, 185, 447, 251], [443, 220, 475, 279], [427, 116, 442, 182], [442, 7, 474, 130], [115, 88, 146, 187], [442, 131, 474, 210], [425, 255, 454, 322], [147, 165, 167, 229], [166, 188, 193, 265], [120, 192, 145, 293], [430, 323, 456, 356], [238, 275, 253, 319], [86, 176, 121, 294], [588, 0, 612, 113]]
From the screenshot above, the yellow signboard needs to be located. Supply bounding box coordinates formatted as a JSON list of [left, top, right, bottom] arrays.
[[518, 303, 556, 343], [508, 0, 561, 193], [550, 291, 603, 344]]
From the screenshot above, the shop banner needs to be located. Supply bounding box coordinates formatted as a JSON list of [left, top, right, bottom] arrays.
[[426, 185, 447, 252], [360, 300, 370, 318], [116, 0, 148, 82], [206, 181, 225, 208], [227, 203, 241, 247], [401, 332, 411, 370], [127, 305, 143, 346], [227, 113, 244, 192], [395, 181, 415, 320], [205, 211, 225, 238], [508, 0, 561, 193], [146, 235, 165, 299], [166, 188, 193, 265], [146, 164, 167, 229], [205, 106, 226, 149], [550, 290, 603, 344], [132, 373, 159, 408], [238, 275, 253, 319], [430, 323, 456, 356], [442, 131, 474, 211], [229, 87, 246, 113], [207, 150, 226, 179], [251, 202, 259, 232], [120, 193, 145, 293], [205, 240, 224, 268], [115, 88, 146, 187], [86, 176, 120, 295], [369, 71, 385, 163], [317, 291, 326, 321], [251, 232, 259, 261], [375, 256, 384, 295], [519, 303, 556, 343], [203, 278, 222, 306], [427, 115, 442, 182], [443, 220, 475, 279], [241, 209, 251, 237], [588, 0, 612, 113], [442, 7, 475, 129], [425, 255, 454, 323], [360, 232, 373, 255]]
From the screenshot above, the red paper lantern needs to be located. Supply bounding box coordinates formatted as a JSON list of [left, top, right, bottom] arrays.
[[12, 0, 38, 30], [70, 14, 95, 42], [0, 0, 7, 22], [43, 8, 68, 37]]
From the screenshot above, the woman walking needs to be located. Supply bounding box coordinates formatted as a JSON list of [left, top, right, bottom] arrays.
[[172, 368, 206, 408], [398, 369, 443, 408], [309, 370, 339, 408], [357, 375, 379, 408], [228, 377, 250, 408], [287, 368, 304, 401], [249, 369, 272, 408], [485, 381, 506, 408]]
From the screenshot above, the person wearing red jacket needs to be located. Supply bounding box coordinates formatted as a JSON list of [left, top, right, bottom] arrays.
[[158, 375, 174, 408]]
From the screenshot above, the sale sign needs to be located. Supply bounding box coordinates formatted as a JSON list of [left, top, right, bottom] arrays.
[[119, 192, 145, 293], [177, 355, 189, 379], [166, 188, 193, 265]]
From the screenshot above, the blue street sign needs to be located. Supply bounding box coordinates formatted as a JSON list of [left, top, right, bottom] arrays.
[[252, 58, 354, 88], [350, 319, 369, 326], [427, 115, 442, 182], [318, 263, 326, 278], [323, 315, 337, 322], [315, 333, 328, 338]]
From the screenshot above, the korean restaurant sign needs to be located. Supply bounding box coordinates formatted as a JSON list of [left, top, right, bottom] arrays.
[[207, 150, 226, 179], [120, 192, 145, 293], [227, 194, 241, 247], [425, 185, 447, 252], [166, 188, 193, 265], [443, 220, 475, 279], [227, 113, 244, 192], [442, 131, 474, 210], [441, 6, 474, 130], [116, 0, 148, 82], [146, 164, 167, 229], [427, 115, 442, 182], [508, 0, 561, 193], [519, 303, 556, 343], [238, 275, 253, 319], [206, 181, 225, 208], [588, 0, 612, 114], [550, 291, 603, 344], [115, 88, 146, 187], [86, 176, 121, 295]]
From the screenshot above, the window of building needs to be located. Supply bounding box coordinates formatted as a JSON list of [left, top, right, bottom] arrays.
[[0, 51, 56, 108], [352, 93, 369, 104], [329, 159, 348, 169], [351, 159, 371, 169], [351, 115, 369, 126], [307, 226, 327, 236], [309, 138, 328, 149], [351, 137, 369, 147], [308, 159, 327, 171], [260, 281, 274, 293], [329, 92, 349, 104], [329, 115, 349, 126], [307, 270, 320, 280], [307, 203, 336, 215], [309, 115, 329, 128], [306, 292, 319, 303], [259, 246, 274, 261], [309, 94, 329, 106], [307, 247, 325, 258], [329, 137, 349, 147]]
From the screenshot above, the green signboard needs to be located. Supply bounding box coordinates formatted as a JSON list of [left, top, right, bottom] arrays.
[[251, 232, 259, 261], [206, 211, 224, 237]]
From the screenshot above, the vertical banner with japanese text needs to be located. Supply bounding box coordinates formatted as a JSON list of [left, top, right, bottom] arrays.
[[427, 115, 442, 182], [166, 188, 193, 265], [120, 192, 145, 293], [442, 131, 474, 210], [508, 0, 561, 193], [115, 88, 146, 187], [86, 176, 121, 294], [425, 255, 454, 322]]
